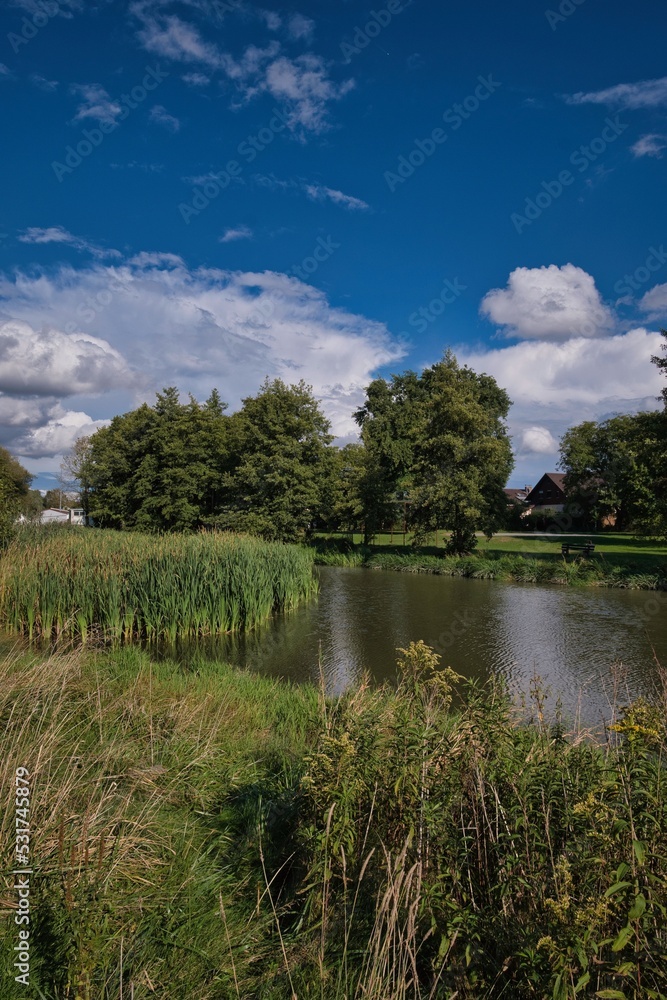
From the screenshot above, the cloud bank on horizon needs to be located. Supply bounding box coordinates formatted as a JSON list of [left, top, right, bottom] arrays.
[[2, 0, 667, 485], [1, 255, 664, 472]]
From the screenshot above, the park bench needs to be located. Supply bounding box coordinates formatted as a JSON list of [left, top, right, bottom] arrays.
[[561, 541, 595, 557]]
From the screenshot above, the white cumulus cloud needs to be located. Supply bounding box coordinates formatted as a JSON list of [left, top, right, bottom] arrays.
[[0, 318, 134, 396], [480, 264, 615, 340], [15, 410, 110, 459], [458, 327, 664, 470], [0, 258, 406, 454], [639, 282, 667, 317], [520, 426, 560, 455]]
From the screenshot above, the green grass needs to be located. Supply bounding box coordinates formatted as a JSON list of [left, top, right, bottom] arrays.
[[0, 526, 317, 642], [0, 643, 319, 999], [311, 532, 667, 589], [1, 642, 666, 999]]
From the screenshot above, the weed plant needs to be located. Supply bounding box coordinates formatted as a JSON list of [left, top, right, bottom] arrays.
[[1, 642, 665, 998], [0, 527, 317, 642]]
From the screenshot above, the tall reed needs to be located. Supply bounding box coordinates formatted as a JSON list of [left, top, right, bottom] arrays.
[[0, 526, 317, 642]]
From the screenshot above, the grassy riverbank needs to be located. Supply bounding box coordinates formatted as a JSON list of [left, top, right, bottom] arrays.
[[1, 642, 666, 999], [0, 527, 317, 642], [311, 534, 667, 589]]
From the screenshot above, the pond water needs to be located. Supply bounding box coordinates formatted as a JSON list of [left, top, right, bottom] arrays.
[[166, 567, 667, 727]]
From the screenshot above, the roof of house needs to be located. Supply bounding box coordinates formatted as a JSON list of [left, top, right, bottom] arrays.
[[504, 487, 529, 500], [524, 473, 567, 505]]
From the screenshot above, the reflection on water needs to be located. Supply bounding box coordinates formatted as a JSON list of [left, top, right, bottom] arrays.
[[165, 567, 667, 725]]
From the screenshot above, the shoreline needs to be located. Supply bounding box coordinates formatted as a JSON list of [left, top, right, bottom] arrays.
[[312, 544, 667, 590]]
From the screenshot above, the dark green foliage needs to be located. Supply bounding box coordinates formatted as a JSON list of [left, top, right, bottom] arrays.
[[354, 352, 513, 552], [409, 352, 514, 553], [651, 328, 667, 407], [294, 642, 667, 998], [0, 445, 33, 543], [560, 411, 667, 538], [216, 378, 335, 542], [81, 381, 335, 542], [82, 388, 231, 532], [1, 643, 667, 998]]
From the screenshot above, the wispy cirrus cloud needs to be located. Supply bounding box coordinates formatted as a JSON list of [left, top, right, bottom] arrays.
[[632, 133, 667, 158], [149, 104, 181, 131], [220, 225, 253, 243], [130, 4, 352, 134], [255, 174, 369, 210], [135, 9, 222, 68], [71, 82, 122, 125], [261, 54, 354, 133], [182, 71, 209, 86], [18, 226, 120, 259], [31, 74, 59, 91], [288, 13, 314, 41], [566, 75, 667, 110], [305, 183, 369, 211]]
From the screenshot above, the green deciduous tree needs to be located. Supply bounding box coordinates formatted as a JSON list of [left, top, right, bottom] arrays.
[[0, 447, 33, 543], [560, 411, 667, 535], [353, 351, 513, 552], [651, 328, 667, 407], [409, 352, 513, 553], [82, 389, 231, 531], [217, 378, 334, 542]]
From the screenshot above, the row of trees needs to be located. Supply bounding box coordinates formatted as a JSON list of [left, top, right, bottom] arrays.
[[4, 334, 664, 551], [71, 351, 513, 553], [558, 331, 667, 533]]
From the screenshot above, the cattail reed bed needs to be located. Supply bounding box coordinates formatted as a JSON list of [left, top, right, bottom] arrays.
[[0, 526, 317, 642]]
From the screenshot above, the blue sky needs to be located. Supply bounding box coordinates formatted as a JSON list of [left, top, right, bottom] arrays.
[[1, 0, 667, 490]]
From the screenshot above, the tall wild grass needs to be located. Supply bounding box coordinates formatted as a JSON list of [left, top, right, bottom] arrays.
[[1, 640, 665, 998], [0, 526, 317, 642]]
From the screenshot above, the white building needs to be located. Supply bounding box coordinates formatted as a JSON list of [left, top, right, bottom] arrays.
[[40, 508, 87, 525]]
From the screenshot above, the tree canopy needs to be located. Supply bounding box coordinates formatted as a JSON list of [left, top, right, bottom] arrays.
[[73, 355, 514, 547], [0, 447, 33, 543], [354, 352, 513, 552]]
